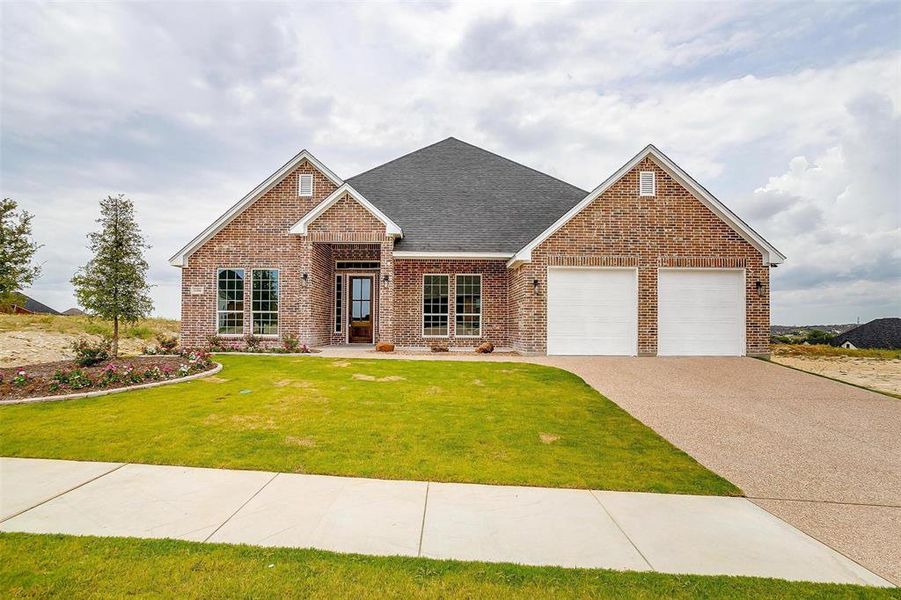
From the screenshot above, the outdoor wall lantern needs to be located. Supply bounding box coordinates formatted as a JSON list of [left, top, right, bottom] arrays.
[[755, 278, 764, 296], [302, 273, 309, 283], [383, 274, 390, 284], [533, 279, 541, 294]]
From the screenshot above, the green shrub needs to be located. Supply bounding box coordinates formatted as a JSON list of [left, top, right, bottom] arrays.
[[244, 333, 261, 351], [282, 334, 300, 352], [71, 337, 111, 367], [155, 333, 179, 353]]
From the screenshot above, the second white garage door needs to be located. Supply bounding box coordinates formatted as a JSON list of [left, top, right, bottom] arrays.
[[547, 267, 637, 355], [658, 269, 745, 356]]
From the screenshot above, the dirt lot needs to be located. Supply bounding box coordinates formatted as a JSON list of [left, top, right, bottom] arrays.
[[770, 345, 901, 396], [0, 315, 179, 368], [0, 331, 152, 368]]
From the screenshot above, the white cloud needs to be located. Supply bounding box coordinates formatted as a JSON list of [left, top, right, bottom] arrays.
[[746, 94, 901, 324]]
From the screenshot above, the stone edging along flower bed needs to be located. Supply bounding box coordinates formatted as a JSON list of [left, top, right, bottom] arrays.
[[0, 362, 222, 406]]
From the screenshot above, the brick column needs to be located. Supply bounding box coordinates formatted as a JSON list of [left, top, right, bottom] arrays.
[[378, 239, 395, 344], [637, 265, 657, 356], [297, 239, 314, 345]]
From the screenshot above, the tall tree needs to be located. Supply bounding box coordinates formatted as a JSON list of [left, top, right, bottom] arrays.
[[0, 198, 41, 305], [72, 194, 153, 356]]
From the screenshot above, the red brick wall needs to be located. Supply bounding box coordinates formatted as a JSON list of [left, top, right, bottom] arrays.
[[180, 160, 338, 348], [307, 194, 386, 243], [509, 156, 770, 355], [393, 259, 509, 349]]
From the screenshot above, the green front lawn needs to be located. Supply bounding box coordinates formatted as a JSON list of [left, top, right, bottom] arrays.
[[0, 355, 737, 495], [0, 533, 888, 599]]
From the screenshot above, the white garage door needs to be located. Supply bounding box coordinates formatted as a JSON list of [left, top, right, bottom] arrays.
[[658, 269, 745, 356], [547, 268, 637, 355]]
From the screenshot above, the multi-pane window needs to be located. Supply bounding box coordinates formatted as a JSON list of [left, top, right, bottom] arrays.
[[217, 268, 244, 335], [335, 261, 379, 270], [455, 275, 482, 337], [423, 275, 449, 337], [334, 275, 343, 333], [252, 269, 279, 335]]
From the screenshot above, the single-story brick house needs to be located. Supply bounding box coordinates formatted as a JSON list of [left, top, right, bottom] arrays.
[[171, 138, 784, 356]]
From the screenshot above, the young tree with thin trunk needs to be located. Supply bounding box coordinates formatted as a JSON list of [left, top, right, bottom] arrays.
[[72, 194, 153, 356], [0, 198, 42, 306]]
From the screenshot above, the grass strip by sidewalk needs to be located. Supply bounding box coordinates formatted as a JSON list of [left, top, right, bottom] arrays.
[[0, 533, 890, 599]]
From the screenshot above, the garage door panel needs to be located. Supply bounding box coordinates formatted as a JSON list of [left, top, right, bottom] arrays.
[[547, 268, 637, 356], [658, 270, 745, 356]]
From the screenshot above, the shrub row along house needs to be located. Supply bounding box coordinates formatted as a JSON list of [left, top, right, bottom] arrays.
[[171, 138, 784, 355]]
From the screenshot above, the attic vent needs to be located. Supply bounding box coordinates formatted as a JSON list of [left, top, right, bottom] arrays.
[[298, 174, 314, 197], [639, 171, 656, 197]]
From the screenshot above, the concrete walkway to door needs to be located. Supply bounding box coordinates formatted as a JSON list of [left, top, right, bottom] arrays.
[[0, 457, 890, 586]]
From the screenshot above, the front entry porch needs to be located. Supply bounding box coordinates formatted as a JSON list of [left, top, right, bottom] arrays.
[[305, 242, 394, 347]]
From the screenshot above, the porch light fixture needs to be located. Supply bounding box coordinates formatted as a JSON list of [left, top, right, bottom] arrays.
[[755, 278, 764, 296], [533, 278, 540, 293], [382, 274, 390, 284], [302, 273, 309, 283]]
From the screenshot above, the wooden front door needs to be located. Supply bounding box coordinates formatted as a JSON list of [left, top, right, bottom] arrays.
[[348, 276, 373, 343]]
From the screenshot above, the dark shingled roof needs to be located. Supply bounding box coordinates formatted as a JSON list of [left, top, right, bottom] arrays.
[[19, 295, 60, 315], [347, 137, 587, 253], [831, 317, 901, 350]]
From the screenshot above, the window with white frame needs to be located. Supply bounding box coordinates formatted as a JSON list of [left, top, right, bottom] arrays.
[[639, 171, 656, 196], [455, 275, 481, 337], [251, 269, 279, 335], [423, 275, 449, 337], [217, 268, 244, 335], [334, 274, 343, 333], [298, 173, 314, 197]]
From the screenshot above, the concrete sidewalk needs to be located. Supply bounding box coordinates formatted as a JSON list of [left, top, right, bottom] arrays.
[[0, 458, 890, 586]]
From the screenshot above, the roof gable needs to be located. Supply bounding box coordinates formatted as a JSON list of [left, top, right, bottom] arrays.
[[169, 150, 342, 267], [290, 183, 403, 238], [508, 144, 786, 267]]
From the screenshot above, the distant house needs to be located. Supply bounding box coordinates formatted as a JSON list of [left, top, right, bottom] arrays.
[[831, 318, 901, 350], [6, 294, 60, 315], [61, 307, 85, 316]]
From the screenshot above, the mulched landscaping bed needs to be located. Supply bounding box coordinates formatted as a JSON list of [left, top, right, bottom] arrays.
[[0, 354, 213, 401]]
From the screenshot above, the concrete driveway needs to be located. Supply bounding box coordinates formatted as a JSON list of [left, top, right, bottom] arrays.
[[535, 356, 901, 585]]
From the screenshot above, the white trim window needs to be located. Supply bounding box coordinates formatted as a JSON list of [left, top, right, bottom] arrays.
[[298, 173, 314, 197], [251, 269, 279, 335], [455, 274, 482, 337], [217, 268, 245, 335], [422, 274, 449, 337], [334, 274, 343, 333], [639, 171, 656, 196]]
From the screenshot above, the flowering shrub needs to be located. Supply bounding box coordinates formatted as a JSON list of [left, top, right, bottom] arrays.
[[209, 337, 315, 354], [52, 369, 92, 389], [156, 333, 179, 353], [244, 333, 261, 351], [71, 337, 111, 366], [13, 370, 30, 386], [283, 334, 300, 352], [2, 354, 217, 401], [181, 349, 213, 369]]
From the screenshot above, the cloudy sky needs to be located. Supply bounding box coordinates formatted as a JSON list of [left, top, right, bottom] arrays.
[[2, 1, 899, 324]]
